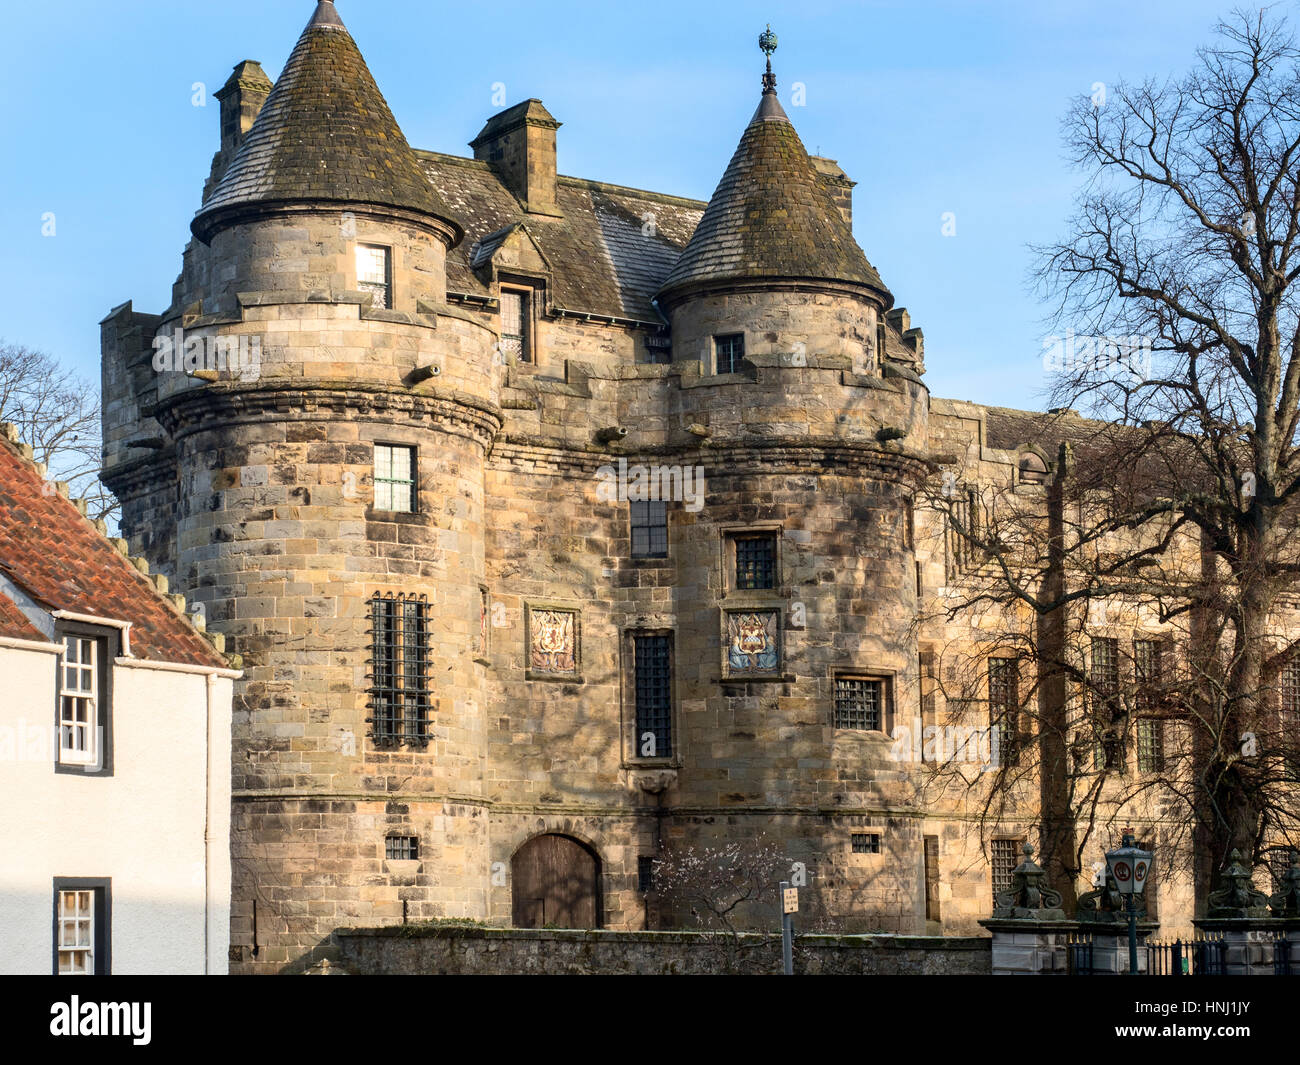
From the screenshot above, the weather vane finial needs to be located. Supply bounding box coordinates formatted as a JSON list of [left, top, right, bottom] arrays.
[[759, 24, 778, 94]]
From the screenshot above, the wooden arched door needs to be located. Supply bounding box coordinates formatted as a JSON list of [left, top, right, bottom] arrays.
[[511, 834, 602, 929]]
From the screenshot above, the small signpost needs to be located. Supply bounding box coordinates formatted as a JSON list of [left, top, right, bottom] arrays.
[[780, 880, 797, 975]]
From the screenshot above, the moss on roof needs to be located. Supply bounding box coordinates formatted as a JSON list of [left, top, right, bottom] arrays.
[[192, 1, 456, 244], [657, 91, 889, 305]]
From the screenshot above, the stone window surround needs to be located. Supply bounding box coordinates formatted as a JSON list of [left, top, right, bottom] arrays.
[[524, 600, 583, 683], [497, 274, 546, 366], [620, 622, 679, 768], [832, 669, 896, 735], [717, 521, 786, 599], [712, 331, 746, 376]]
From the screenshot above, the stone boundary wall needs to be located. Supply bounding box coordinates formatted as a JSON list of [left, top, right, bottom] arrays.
[[335, 925, 991, 975]]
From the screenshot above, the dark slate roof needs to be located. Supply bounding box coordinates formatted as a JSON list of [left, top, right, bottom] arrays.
[[983, 406, 1107, 453], [657, 90, 889, 305], [0, 431, 227, 668], [420, 152, 704, 323], [192, 1, 456, 244]]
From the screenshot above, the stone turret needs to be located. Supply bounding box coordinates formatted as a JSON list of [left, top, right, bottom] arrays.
[[655, 34, 895, 386], [104, 0, 500, 972]]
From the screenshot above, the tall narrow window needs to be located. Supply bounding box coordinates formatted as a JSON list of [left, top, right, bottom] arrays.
[[1282, 660, 1300, 722], [734, 533, 777, 590], [1090, 636, 1123, 770], [59, 636, 98, 766], [924, 836, 941, 921], [1136, 717, 1165, 773], [54, 880, 109, 975], [368, 593, 431, 745], [356, 244, 392, 309], [988, 657, 1021, 767], [633, 633, 672, 759], [714, 333, 745, 374], [835, 675, 886, 731], [630, 500, 668, 559], [373, 444, 416, 513], [1134, 638, 1162, 711], [500, 289, 532, 363], [991, 838, 1024, 906]]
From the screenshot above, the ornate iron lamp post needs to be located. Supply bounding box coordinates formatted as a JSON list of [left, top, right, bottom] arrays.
[[1105, 829, 1153, 974]]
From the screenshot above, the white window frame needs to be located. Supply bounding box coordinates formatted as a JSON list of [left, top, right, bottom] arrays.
[[373, 443, 417, 513], [57, 889, 94, 975], [59, 635, 98, 766], [356, 243, 392, 309]]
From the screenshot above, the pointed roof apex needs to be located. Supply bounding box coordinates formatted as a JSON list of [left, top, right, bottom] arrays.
[[656, 37, 890, 308], [192, 0, 459, 245], [308, 0, 346, 29]]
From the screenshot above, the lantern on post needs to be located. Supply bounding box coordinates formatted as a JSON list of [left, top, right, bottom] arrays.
[[1105, 829, 1153, 974]]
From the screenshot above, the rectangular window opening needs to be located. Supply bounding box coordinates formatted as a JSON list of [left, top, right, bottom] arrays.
[[633, 633, 673, 759], [369, 593, 431, 746], [373, 443, 416, 513], [356, 244, 392, 310], [630, 500, 668, 559], [835, 675, 886, 731], [714, 333, 745, 374]]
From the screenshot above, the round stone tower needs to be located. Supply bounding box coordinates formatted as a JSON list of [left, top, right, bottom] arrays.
[[639, 35, 933, 923], [154, 1, 500, 971]]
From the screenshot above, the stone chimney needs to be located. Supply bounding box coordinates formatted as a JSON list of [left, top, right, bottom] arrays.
[[470, 99, 562, 216], [810, 156, 854, 227], [203, 61, 273, 201]]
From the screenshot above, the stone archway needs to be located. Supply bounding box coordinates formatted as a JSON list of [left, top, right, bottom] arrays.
[[510, 834, 602, 929]]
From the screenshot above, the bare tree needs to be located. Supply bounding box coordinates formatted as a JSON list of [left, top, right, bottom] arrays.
[[919, 8, 1300, 907], [651, 837, 789, 972], [0, 341, 117, 525]]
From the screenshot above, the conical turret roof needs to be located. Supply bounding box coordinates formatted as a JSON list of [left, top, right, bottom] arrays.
[[192, 1, 458, 244], [657, 84, 889, 306]]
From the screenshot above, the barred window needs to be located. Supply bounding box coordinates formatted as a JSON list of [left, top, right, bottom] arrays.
[[714, 333, 745, 374], [991, 838, 1024, 904], [852, 833, 881, 854], [368, 593, 431, 745], [630, 500, 668, 559], [1137, 717, 1164, 773], [1283, 660, 1300, 719], [500, 289, 532, 363], [374, 444, 416, 513], [634, 633, 672, 758], [734, 534, 776, 590], [988, 656, 1020, 766], [835, 675, 885, 731], [385, 836, 419, 861], [1135, 638, 1162, 711], [356, 244, 391, 309], [1090, 637, 1119, 693]]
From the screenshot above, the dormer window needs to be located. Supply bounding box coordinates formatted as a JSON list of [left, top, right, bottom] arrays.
[[714, 333, 744, 374], [500, 288, 533, 363], [356, 244, 392, 309]]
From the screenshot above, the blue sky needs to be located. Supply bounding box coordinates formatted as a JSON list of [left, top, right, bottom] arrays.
[[0, 0, 1252, 411]]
